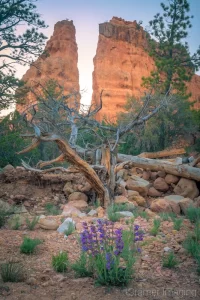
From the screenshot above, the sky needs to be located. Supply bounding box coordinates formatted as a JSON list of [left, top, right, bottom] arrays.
[[2, 0, 200, 114]]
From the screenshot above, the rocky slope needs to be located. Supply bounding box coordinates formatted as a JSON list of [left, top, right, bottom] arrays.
[[92, 17, 200, 121], [16, 20, 80, 113]]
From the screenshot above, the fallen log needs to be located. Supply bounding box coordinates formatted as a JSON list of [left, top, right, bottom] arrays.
[[138, 148, 186, 159], [116, 155, 200, 181]]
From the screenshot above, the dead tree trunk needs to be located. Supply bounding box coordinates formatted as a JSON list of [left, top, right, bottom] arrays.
[[138, 148, 186, 159], [116, 155, 200, 181]]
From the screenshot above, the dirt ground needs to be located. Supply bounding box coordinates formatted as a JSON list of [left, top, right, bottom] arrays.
[[0, 217, 200, 300]]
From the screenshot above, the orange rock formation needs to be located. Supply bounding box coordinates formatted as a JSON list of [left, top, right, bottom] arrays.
[[16, 20, 79, 113], [92, 17, 200, 122]]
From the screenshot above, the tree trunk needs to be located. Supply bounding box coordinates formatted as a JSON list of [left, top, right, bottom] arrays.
[[138, 148, 186, 159], [116, 155, 200, 181]]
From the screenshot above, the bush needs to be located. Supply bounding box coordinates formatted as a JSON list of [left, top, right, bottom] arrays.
[[11, 215, 21, 230], [172, 218, 183, 231], [78, 220, 142, 286], [20, 237, 42, 254], [52, 252, 68, 273], [26, 216, 39, 230], [45, 203, 61, 216], [186, 206, 200, 223], [71, 252, 93, 278], [150, 219, 161, 236], [0, 262, 24, 282], [64, 222, 75, 236], [162, 252, 179, 268]]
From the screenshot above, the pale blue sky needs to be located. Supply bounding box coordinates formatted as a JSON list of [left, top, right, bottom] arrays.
[[18, 0, 200, 105]]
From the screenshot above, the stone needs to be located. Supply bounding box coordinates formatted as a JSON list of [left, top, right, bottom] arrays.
[[164, 247, 172, 252], [126, 176, 150, 197], [77, 182, 92, 192], [150, 172, 158, 180], [16, 20, 80, 113], [12, 194, 28, 203], [38, 217, 59, 230], [13, 205, 28, 214], [69, 200, 88, 210], [96, 206, 105, 218], [77, 212, 87, 218], [157, 171, 166, 178], [127, 190, 146, 207], [61, 203, 82, 217], [117, 211, 133, 218], [148, 187, 162, 197], [142, 171, 150, 181], [63, 182, 74, 195], [114, 195, 129, 204], [153, 178, 169, 192], [68, 192, 88, 202], [179, 198, 194, 215], [165, 174, 179, 184], [174, 178, 199, 199], [87, 209, 97, 217], [164, 195, 184, 202], [145, 208, 156, 218], [57, 218, 75, 234], [150, 198, 173, 213]]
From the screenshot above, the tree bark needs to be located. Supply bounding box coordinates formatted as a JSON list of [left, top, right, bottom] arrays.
[[138, 148, 186, 159], [115, 155, 200, 181]]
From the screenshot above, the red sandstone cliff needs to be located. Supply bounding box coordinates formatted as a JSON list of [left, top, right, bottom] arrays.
[[16, 20, 79, 113], [92, 17, 200, 122]]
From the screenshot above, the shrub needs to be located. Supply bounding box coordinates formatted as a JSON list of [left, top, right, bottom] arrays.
[[79, 220, 142, 286], [172, 218, 183, 231], [150, 219, 161, 236], [71, 252, 93, 278], [183, 236, 200, 258], [26, 216, 39, 230], [20, 237, 42, 254], [45, 203, 60, 216], [162, 252, 179, 268], [11, 215, 21, 230], [0, 208, 13, 228], [159, 212, 176, 221], [52, 252, 68, 273], [0, 262, 24, 282], [64, 222, 75, 236], [186, 206, 200, 223]]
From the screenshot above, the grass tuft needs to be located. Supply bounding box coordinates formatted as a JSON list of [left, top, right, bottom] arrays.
[[20, 237, 42, 254], [0, 262, 24, 282], [52, 252, 69, 273], [150, 219, 161, 236], [186, 206, 200, 223], [45, 203, 61, 216], [26, 216, 39, 230], [162, 252, 179, 268]]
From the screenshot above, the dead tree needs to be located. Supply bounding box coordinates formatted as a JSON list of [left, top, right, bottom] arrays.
[[18, 82, 183, 206]]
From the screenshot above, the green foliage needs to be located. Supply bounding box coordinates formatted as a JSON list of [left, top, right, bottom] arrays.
[[150, 219, 161, 236], [172, 217, 183, 231], [45, 203, 61, 216], [0, 208, 13, 228], [107, 203, 135, 222], [143, 0, 200, 95], [26, 216, 39, 230], [0, 0, 47, 109], [11, 215, 21, 230], [20, 237, 42, 254], [133, 209, 149, 221], [186, 206, 200, 223], [0, 111, 40, 168], [118, 94, 197, 155], [159, 212, 176, 221], [52, 252, 69, 273], [0, 262, 24, 282], [71, 253, 93, 278], [162, 252, 179, 268], [64, 222, 75, 236]]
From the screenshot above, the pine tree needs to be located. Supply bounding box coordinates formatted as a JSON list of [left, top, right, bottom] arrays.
[[143, 0, 200, 95]]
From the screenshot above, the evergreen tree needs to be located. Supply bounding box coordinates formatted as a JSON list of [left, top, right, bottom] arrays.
[[143, 0, 200, 95]]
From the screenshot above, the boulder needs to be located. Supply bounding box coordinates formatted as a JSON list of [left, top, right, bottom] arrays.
[[88, 209, 97, 217], [145, 208, 156, 218], [96, 206, 105, 218], [114, 195, 129, 204], [142, 171, 150, 181], [150, 172, 158, 180], [38, 216, 59, 230], [150, 198, 173, 213], [148, 187, 162, 197], [61, 203, 82, 217], [57, 218, 75, 234], [164, 195, 184, 202], [77, 182, 92, 192], [68, 200, 88, 210], [165, 174, 179, 184], [164, 195, 185, 214], [174, 178, 199, 199], [179, 198, 194, 215], [68, 192, 88, 202], [126, 176, 150, 197], [127, 190, 146, 207], [63, 182, 74, 196], [116, 211, 133, 218], [153, 178, 169, 192], [157, 171, 166, 178]]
